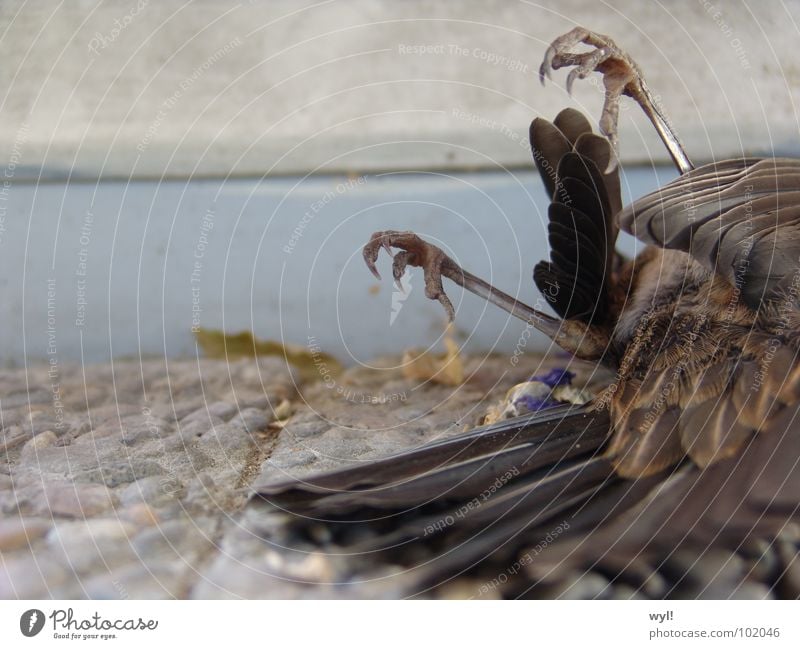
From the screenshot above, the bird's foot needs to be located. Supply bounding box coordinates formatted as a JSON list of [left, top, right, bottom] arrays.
[[539, 27, 645, 153], [363, 230, 460, 321], [540, 26, 692, 173]]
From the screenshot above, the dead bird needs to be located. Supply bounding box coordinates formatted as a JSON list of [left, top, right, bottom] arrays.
[[257, 28, 800, 598]]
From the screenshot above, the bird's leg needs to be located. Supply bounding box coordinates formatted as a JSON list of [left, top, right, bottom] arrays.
[[540, 26, 693, 174], [363, 230, 609, 360]]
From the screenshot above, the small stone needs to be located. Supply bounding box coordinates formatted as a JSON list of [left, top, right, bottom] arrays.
[[741, 538, 779, 584], [43, 481, 117, 517], [283, 420, 329, 439], [0, 552, 68, 598], [730, 581, 774, 599], [46, 519, 138, 574], [0, 425, 26, 450], [229, 408, 271, 432], [549, 572, 612, 599], [180, 409, 219, 425], [151, 398, 205, 421], [120, 475, 184, 507], [121, 414, 174, 446], [118, 503, 159, 527], [20, 430, 58, 456], [606, 585, 646, 599], [197, 423, 254, 454], [83, 561, 186, 599], [207, 401, 237, 420], [132, 517, 217, 562], [0, 517, 51, 551]]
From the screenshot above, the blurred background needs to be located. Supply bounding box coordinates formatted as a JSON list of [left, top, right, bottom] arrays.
[[1, 0, 798, 366]]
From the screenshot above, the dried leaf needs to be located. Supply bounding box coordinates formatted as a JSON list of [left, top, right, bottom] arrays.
[[273, 399, 293, 420], [402, 328, 464, 386], [195, 328, 342, 383]]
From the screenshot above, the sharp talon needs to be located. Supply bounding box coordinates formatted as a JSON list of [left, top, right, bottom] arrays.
[[566, 68, 578, 95], [362, 247, 382, 280], [540, 45, 558, 85], [392, 251, 412, 291]]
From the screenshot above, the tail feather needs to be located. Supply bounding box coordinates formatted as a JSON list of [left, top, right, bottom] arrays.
[[530, 110, 621, 326]]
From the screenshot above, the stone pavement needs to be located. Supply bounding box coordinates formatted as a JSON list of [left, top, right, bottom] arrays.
[[1, 353, 795, 599], [0, 351, 562, 598]]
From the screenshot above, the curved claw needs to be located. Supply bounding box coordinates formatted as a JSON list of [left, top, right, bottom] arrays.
[[539, 48, 554, 85], [392, 250, 416, 292], [565, 67, 580, 96], [362, 230, 458, 322], [363, 230, 403, 280]]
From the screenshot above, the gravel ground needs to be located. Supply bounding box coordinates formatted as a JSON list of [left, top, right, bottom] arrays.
[[1, 351, 584, 598], [3, 352, 796, 599]]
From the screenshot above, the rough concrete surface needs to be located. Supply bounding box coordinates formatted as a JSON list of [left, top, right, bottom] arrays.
[[0, 351, 573, 598], [2, 352, 795, 599]]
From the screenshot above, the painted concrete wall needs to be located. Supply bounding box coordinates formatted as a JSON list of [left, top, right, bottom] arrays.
[[0, 1, 798, 364], [2, 0, 799, 180]]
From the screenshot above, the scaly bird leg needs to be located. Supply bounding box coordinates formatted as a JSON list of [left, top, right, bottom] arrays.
[[540, 26, 693, 174], [363, 230, 609, 360]]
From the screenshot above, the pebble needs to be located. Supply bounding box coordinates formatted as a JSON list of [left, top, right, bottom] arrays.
[[118, 503, 160, 527], [284, 420, 329, 439], [151, 398, 206, 421], [121, 414, 174, 446], [42, 482, 118, 518], [46, 519, 138, 574], [120, 475, 184, 507], [0, 552, 68, 598], [20, 429, 59, 456], [206, 401, 238, 420], [132, 517, 217, 562], [229, 408, 271, 432], [0, 517, 51, 551], [551, 572, 613, 600], [83, 561, 187, 599]]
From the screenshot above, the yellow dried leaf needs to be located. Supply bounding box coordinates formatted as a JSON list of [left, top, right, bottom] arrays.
[[195, 328, 342, 383], [402, 330, 464, 386]]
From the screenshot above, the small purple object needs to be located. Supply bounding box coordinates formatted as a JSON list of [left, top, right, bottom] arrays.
[[514, 394, 559, 412], [531, 368, 575, 388]]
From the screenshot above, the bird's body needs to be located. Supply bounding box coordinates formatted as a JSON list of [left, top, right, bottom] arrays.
[[257, 28, 800, 598]]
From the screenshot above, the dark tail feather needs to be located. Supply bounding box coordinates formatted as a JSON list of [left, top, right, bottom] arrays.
[[530, 110, 622, 326]]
